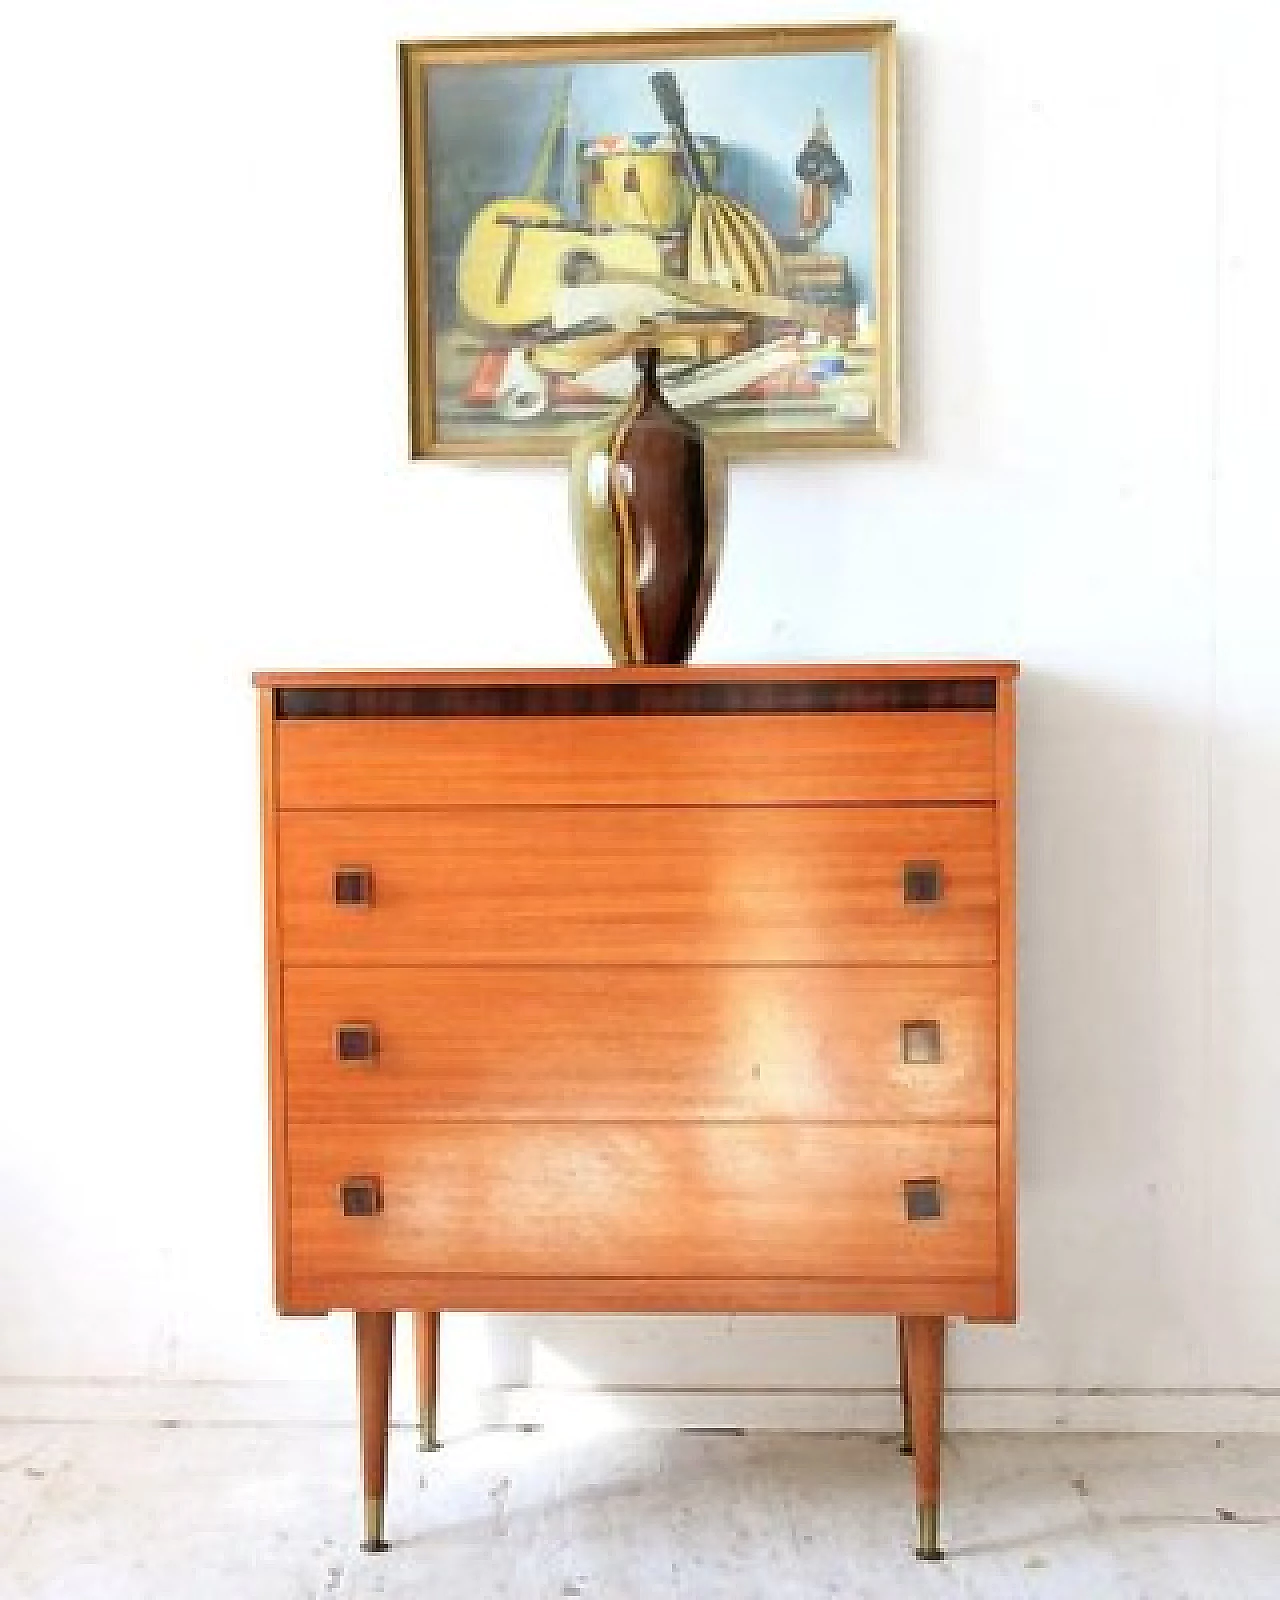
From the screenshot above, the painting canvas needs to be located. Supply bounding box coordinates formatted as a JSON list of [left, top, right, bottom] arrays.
[[401, 25, 898, 457]]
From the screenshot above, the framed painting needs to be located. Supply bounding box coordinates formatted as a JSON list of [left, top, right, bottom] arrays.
[[400, 23, 899, 458]]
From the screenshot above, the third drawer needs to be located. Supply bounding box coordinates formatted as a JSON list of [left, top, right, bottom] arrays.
[[289, 1122, 1000, 1283], [284, 966, 998, 1123]]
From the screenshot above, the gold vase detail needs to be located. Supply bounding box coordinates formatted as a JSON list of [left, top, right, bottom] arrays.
[[569, 347, 726, 665]]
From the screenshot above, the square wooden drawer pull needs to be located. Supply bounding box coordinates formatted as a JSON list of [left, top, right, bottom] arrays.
[[901, 1020, 942, 1064], [903, 861, 943, 904], [339, 1177, 383, 1218], [903, 1178, 943, 1222], [335, 1023, 378, 1064], [333, 866, 374, 908]]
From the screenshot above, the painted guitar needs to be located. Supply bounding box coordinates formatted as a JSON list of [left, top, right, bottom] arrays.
[[456, 79, 661, 331]]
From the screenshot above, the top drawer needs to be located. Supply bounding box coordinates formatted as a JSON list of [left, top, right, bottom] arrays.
[[274, 711, 995, 810]]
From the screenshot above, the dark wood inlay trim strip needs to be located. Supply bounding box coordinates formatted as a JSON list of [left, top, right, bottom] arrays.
[[274, 679, 998, 720]]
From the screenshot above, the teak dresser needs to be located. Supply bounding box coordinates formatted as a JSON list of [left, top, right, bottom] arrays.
[[255, 663, 1018, 1560]]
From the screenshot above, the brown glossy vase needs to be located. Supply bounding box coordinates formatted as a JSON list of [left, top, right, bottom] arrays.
[[570, 347, 725, 665]]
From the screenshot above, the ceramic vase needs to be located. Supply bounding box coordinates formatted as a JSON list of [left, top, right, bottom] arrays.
[[569, 347, 725, 665]]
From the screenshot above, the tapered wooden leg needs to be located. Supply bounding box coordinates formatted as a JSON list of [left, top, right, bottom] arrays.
[[896, 1316, 913, 1455], [355, 1310, 394, 1553], [902, 1315, 945, 1560], [413, 1310, 441, 1452]]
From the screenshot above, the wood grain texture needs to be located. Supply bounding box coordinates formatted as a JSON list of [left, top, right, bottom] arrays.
[[256, 662, 1020, 690], [277, 806, 998, 967], [285, 1274, 1010, 1318], [413, 1310, 440, 1452], [904, 1315, 946, 1537], [258, 688, 292, 1311], [274, 682, 998, 721], [354, 1310, 393, 1551], [289, 1122, 998, 1285], [995, 676, 1018, 1322], [274, 712, 996, 809], [258, 664, 1018, 1339], [283, 965, 999, 1124]]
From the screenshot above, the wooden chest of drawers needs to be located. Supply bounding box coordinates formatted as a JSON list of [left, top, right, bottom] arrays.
[[256, 663, 1018, 1560]]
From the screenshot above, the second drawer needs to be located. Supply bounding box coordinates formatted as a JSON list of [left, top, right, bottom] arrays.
[[277, 806, 998, 966], [283, 966, 998, 1123]]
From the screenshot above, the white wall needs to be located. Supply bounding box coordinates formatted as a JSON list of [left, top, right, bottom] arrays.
[[2, 0, 1278, 1425]]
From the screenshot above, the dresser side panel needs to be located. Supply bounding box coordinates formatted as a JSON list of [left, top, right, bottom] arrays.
[[259, 688, 295, 1313], [994, 674, 1018, 1321]]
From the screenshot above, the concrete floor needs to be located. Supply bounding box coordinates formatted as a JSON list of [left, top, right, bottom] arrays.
[[0, 1424, 1277, 1598]]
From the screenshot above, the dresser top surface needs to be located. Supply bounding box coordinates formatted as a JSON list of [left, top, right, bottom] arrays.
[[254, 662, 1019, 691]]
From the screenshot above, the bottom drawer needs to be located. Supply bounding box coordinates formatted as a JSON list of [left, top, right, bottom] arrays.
[[289, 1124, 998, 1284]]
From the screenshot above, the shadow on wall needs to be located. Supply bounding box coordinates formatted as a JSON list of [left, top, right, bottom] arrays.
[[989, 669, 1215, 1390], [893, 26, 989, 465], [471, 668, 1226, 1400]]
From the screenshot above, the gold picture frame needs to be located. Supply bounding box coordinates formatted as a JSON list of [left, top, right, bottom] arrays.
[[401, 23, 899, 459]]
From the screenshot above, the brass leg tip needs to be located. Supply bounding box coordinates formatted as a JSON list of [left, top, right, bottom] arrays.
[[914, 1502, 943, 1561], [361, 1496, 388, 1554], [417, 1424, 440, 1453]]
